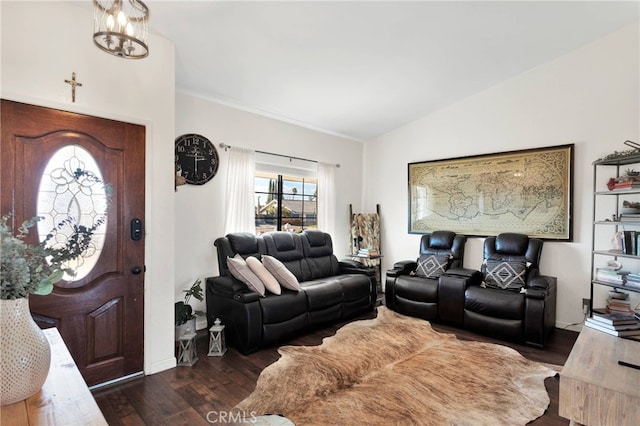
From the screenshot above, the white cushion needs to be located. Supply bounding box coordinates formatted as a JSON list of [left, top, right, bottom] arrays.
[[227, 254, 265, 297], [261, 255, 301, 292], [246, 256, 281, 295]]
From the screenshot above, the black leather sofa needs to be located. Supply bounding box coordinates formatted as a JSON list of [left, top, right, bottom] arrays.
[[386, 232, 556, 348], [206, 230, 377, 354]]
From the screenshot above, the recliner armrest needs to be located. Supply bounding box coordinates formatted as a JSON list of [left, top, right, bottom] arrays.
[[386, 260, 416, 278], [524, 287, 547, 300], [524, 275, 556, 299], [206, 276, 262, 303], [528, 275, 552, 290], [338, 260, 375, 276], [443, 267, 484, 284]]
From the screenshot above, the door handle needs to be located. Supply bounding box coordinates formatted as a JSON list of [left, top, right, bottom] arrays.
[[131, 266, 144, 275]]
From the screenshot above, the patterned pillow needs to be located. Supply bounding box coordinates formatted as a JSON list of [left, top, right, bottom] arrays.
[[415, 254, 451, 278], [227, 254, 266, 297], [483, 260, 528, 291]]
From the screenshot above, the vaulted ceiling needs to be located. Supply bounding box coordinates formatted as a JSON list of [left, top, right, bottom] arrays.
[[148, 1, 639, 141]]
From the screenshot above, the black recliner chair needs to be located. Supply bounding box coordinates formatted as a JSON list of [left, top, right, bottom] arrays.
[[385, 231, 466, 320], [461, 232, 557, 347]]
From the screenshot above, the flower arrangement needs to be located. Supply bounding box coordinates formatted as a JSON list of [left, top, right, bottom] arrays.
[[0, 169, 110, 300]]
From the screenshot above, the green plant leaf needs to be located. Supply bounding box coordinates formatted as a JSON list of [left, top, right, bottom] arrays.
[[33, 280, 53, 295]]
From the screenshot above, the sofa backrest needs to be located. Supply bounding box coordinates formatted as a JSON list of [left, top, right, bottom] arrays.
[[214, 232, 265, 277], [301, 230, 340, 280], [419, 231, 466, 269], [482, 232, 543, 281], [214, 230, 340, 282], [483, 233, 543, 267], [261, 232, 310, 282]]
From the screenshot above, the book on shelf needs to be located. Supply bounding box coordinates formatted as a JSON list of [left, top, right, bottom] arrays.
[[625, 279, 640, 289], [356, 248, 379, 257], [592, 308, 639, 325], [607, 299, 632, 312], [612, 181, 640, 189], [595, 268, 625, 284], [623, 230, 638, 255], [584, 318, 640, 336], [619, 213, 640, 221]]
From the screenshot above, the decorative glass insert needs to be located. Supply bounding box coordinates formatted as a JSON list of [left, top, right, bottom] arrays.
[[37, 145, 109, 281]]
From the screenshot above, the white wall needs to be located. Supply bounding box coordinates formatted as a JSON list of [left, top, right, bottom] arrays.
[[364, 22, 640, 330], [174, 93, 365, 315], [1, 2, 177, 374]]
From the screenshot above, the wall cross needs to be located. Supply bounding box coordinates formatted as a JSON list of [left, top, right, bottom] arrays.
[[64, 72, 83, 103]]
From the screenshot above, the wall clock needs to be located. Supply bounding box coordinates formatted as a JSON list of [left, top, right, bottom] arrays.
[[175, 133, 219, 185]]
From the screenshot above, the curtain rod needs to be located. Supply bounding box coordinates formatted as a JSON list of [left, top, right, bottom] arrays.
[[219, 143, 340, 168]]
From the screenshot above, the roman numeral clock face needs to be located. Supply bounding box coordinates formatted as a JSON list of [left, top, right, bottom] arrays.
[[175, 134, 219, 185]]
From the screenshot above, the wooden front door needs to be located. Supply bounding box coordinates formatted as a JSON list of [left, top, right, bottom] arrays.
[[1, 100, 145, 387]]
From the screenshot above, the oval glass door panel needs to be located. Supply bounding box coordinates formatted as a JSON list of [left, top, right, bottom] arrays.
[[36, 145, 109, 282]]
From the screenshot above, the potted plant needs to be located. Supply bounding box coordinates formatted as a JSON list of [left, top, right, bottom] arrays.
[[1, 168, 110, 405], [1, 212, 107, 404], [174, 279, 204, 339]]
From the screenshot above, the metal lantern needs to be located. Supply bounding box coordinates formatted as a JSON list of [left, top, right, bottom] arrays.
[[208, 318, 227, 356]]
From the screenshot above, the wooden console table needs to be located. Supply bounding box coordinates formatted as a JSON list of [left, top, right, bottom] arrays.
[[559, 326, 640, 425], [1, 328, 107, 425]]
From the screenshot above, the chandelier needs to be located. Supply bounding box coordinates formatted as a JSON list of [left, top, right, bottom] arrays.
[[93, 0, 149, 59]]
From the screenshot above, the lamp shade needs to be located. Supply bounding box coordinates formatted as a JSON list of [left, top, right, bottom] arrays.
[[93, 0, 149, 59]]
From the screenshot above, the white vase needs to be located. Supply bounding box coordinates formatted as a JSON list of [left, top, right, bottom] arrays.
[[0, 297, 51, 406]]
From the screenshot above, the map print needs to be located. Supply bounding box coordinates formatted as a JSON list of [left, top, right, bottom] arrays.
[[409, 146, 571, 239]]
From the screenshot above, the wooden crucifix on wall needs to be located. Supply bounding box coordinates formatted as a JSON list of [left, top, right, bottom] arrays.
[[64, 72, 83, 103]]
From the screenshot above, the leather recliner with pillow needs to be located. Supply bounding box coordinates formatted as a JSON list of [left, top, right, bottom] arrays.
[[385, 231, 467, 320], [206, 230, 376, 354], [460, 232, 557, 347]]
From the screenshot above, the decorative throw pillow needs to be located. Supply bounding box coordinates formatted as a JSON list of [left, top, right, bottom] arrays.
[[483, 260, 528, 291], [227, 254, 266, 297], [246, 256, 281, 295], [262, 255, 301, 292], [415, 254, 451, 278]]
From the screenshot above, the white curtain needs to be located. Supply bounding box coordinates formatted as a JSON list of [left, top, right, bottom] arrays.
[[317, 162, 336, 237], [224, 147, 256, 235]]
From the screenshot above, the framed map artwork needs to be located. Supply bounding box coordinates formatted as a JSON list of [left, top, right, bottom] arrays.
[[408, 144, 574, 240]]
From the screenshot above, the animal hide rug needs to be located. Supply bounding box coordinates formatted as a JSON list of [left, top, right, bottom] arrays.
[[235, 307, 559, 425]]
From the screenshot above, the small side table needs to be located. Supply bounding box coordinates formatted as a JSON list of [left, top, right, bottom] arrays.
[[346, 254, 383, 304], [177, 332, 198, 366]]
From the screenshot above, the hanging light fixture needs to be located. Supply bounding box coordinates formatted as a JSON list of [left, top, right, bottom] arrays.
[[93, 0, 149, 59]]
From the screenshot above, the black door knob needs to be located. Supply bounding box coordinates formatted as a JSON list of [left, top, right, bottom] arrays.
[[131, 266, 142, 275]]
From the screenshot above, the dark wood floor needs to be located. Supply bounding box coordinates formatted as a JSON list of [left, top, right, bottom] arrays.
[[93, 309, 578, 425]]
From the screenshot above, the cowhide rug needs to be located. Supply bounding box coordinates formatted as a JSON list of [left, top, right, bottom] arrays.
[[235, 307, 560, 425]]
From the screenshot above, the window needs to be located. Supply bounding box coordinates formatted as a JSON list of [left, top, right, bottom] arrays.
[[254, 153, 318, 235], [36, 145, 108, 281]]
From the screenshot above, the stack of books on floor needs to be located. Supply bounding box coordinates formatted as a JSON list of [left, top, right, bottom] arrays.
[[584, 309, 640, 338]]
